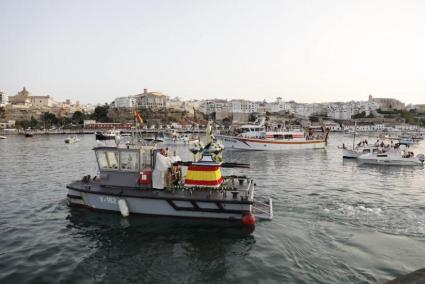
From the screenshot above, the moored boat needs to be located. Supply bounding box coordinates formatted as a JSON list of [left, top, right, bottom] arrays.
[[95, 130, 119, 140], [0, 136, 7, 139]]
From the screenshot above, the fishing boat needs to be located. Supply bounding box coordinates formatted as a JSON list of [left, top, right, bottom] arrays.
[[95, 129, 119, 141], [217, 122, 329, 151], [66, 123, 272, 229], [65, 135, 80, 144], [357, 149, 425, 166]]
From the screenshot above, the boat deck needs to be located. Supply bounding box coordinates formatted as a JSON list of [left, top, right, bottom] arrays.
[[67, 176, 254, 204]]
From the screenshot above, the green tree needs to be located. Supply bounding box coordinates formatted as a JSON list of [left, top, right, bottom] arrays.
[[72, 111, 85, 124], [90, 105, 112, 122], [401, 111, 417, 124], [352, 111, 366, 119], [42, 112, 59, 127]]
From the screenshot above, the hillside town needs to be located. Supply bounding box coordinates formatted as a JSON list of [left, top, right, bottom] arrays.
[[1, 87, 425, 132]]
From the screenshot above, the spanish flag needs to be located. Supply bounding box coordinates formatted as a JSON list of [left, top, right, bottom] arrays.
[[184, 165, 223, 188]]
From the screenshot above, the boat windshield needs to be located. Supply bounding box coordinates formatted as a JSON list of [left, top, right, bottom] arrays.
[[120, 151, 139, 171], [96, 150, 119, 170]]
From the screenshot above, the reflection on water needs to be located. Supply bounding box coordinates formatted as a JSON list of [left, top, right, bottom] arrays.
[[0, 134, 425, 283], [66, 208, 255, 283]]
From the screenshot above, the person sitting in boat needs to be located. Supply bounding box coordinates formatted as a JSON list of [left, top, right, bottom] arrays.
[[152, 148, 172, 189], [364, 139, 368, 145], [375, 140, 380, 147], [342, 143, 346, 150]]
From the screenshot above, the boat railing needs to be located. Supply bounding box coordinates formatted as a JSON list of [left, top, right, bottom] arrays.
[[253, 199, 273, 220]]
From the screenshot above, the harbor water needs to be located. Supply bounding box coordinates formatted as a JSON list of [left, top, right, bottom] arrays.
[[1, 134, 425, 283]]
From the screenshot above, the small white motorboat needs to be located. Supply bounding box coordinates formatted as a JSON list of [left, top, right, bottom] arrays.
[[0, 136, 7, 139], [358, 149, 425, 166], [65, 135, 80, 144]]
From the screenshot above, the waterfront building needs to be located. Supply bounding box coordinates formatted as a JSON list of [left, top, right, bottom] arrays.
[[0, 91, 8, 107], [0, 120, 15, 129], [229, 99, 258, 113], [135, 89, 167, 109], [84, 122, 133, 129], [199, 99, 228, 115], [369, 95, 405, 111], [269, 97, 289, 113], [8, 87, 31, 106], [410, 104, 425, 113], [30, 95, 56, 108], [112, 96, 137, 109]]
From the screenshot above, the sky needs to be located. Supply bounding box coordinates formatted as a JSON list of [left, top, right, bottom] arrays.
[[1, 0, 425, 105]]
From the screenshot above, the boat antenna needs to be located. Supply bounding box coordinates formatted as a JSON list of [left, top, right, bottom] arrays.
[[353, 121, 357, 150]]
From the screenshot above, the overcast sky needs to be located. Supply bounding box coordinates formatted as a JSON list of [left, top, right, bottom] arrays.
[[1, 0, 425, 105]]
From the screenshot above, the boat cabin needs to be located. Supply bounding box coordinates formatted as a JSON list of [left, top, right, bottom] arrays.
[[94, 146, 156, 188]]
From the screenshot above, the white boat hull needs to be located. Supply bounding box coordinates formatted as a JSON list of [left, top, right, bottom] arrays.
[[217, 135, 326, 150], [342, 149, 359, 159], [358, 155, 424, 166]]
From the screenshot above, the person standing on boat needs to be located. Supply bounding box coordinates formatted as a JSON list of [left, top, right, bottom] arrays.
[[152, 149, 172, 189]]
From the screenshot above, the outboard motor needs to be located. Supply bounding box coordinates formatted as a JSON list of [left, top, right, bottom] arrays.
[[416, 154, 425, 164]]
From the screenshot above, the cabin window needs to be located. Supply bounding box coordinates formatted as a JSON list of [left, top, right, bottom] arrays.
[[140, 149, 152, 167], [120, 151, 139, 171], [284, 134, 293, 139], [363, 149, 370, 153], [377, 154, 387, 157], [96, 150, 119, 170], [273, 134, 284, 140]]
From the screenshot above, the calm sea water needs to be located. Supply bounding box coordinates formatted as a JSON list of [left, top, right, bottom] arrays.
[[1, 134, 425, 283]]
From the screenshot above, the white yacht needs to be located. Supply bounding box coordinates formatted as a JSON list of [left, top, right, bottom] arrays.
[[357, 149, 425, 166], [217, 119, 329, 151]]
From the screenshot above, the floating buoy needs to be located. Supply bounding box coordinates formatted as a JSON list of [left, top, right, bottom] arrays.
[[118, 199, 129, 217], [242, 213, 255, 226]]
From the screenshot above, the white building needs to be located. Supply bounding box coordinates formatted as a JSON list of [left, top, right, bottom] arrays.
[[199, 99, 228, 115], [135, 89, 167, 109], [112, 96, 137, 109], [230, 100, 258, 113], [30, 95, 56, 108], [269, 97, 290, 113], [0, 91, 8, 107]]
